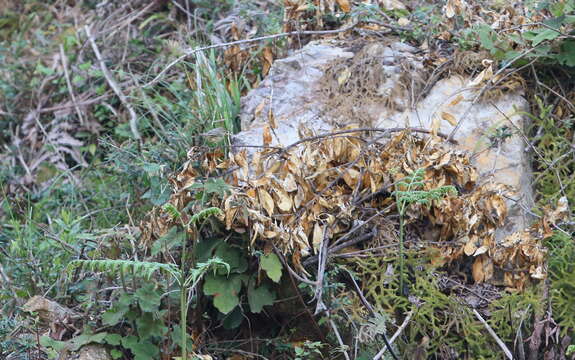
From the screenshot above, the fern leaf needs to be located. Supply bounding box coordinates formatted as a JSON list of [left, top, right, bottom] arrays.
[[67, 259, 178, 280], [189, 207, 222, 226]]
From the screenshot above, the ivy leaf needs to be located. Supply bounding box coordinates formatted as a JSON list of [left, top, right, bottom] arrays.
[[203, 273, 243, 314], [134, 284, 162, 313], [260, 253, 283, 283], [247, 281, 276, 313]]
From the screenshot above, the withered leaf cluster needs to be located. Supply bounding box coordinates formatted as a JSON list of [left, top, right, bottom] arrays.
[[142, 131, 564, 291]]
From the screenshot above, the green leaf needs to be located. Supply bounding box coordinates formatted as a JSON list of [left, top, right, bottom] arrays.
[[203, 273, 243, 314], [214, 242, 248, 274], [121, 336, 160, 360], [247, 281, 276, 313], [134, 283, 162, 313], [204, 178, 229, 197], [531, 28, 561, 46], [222, 306, 244, 329], [260, 253, 283, 283], [151, 226, 186, 256], [557, 40, 575, 66], [476, 25, 495, 50], [66, 332, 108, 351], [102, 293, 133, 326], [110, 349, 123, 359], [136, 312, 168, 340], [142, 176, 171, 206], [40, 336, 67, 352], [195, 237, 224, 263], [104, 334, 123, 346]]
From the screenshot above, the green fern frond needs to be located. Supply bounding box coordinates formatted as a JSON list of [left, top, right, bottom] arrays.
[[392, 168, 458, 296], [162, 203, 182, 220], [67, 259, 179, 280], [189, 207, 222, 226], [183, 257, 230, 288]]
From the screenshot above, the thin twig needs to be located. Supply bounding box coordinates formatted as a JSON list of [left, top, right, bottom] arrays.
[[84, 25, 141, 140], [303, 230, 376, 266], [328, 316, 351, 360], [473, 308, 513, 360], [373, 311, 414, 360], [144, 22, 361, 87], [272, 244, 316, 285], [281, 127, 456, 154]]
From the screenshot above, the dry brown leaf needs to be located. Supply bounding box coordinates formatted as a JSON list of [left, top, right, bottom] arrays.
[[263, 125, 272, 146], [261, 46, 274, 76], [254, 100, 266, 119], [441, 112, 458, 126], [275, 187, 293, 212], [258, 189, 275, 216], [430, 115, 441, 136], [335, 0, 351, 12], [449, 94, 465, 107]]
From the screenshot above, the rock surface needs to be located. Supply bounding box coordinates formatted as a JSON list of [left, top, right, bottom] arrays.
[[74, 345, 112, 360], [234, 40, 533, 237]]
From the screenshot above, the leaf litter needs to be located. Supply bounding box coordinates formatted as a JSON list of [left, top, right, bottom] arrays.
[[142, 128, 568, 292]]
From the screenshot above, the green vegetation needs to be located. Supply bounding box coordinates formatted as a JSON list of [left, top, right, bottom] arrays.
[[1, 0, 573, 359]]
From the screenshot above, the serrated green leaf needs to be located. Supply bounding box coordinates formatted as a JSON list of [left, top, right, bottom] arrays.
[[134, 284, 161, 313], [247, 282, 275, 313], [110, 349, 123, 359], [260, 253, 283, 283], [136, 312, 168, 340], [104, 333, 123, 346], [142, 162, 162, 175], [203, 273, 243, 314]]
